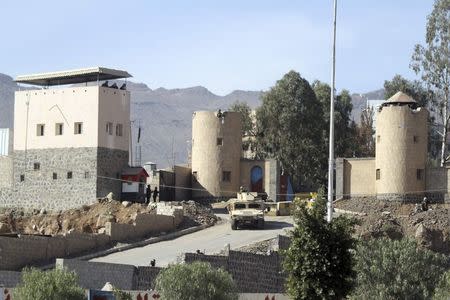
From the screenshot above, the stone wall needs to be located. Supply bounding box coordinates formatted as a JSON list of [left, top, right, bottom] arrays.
[[184, 250, 285, 293], [0, 270, 21, 287], [96, 147, 129, 199], [156, 202, 184, 227], [174, 165, 191, 201], [0, 147, 128, 211]]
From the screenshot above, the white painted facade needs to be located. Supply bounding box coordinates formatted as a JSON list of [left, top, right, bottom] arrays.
[[14, 86, 130, 151], [0, 129, 11, 156]]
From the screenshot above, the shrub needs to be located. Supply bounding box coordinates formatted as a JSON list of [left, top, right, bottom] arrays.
[[352, 238, 449, 299], [14, 267, 85, 300], [433, 270, 450, 299], [154, 261, 237, 300], [283, 189, 357, 299]]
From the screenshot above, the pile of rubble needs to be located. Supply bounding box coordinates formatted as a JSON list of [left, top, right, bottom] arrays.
[[335, 198, 450, 254], [178, 200, 219, 228], [0, 199, 219, 236]]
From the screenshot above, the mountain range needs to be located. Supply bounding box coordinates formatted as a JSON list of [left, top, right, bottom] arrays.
[[0, 73, 382, 168]]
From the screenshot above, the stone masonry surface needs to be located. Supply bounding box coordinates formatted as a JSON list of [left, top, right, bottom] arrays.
[[0, 147, 128, 210]]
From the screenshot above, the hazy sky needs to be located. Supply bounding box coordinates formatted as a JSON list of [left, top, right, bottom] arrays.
[[0, 1, 431, 95]]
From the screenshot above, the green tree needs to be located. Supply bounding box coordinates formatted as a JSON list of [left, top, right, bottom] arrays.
[[283, 190, 357, 299], [411, 0, 450, 166], [352, 238, 449, 300], [229, 100, 254, 136], [356, 106, 375, 157], [256, 70, 326, 188], [313, 81, 359, 158], [154, 261, 238, 300], [433, 270, 450, 299], [384, 74, 430, 107], [14, 268, 85, 300]]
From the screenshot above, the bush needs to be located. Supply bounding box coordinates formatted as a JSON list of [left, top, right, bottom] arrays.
[[433, 270, 450, 300], [154, 261, 238, 300], [283, 189, 357, 299], [352, 238, 449, 300], [14, 268, 85, 300]]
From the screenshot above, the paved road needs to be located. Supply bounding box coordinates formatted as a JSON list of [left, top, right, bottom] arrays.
[[91, 214, 293, 267]]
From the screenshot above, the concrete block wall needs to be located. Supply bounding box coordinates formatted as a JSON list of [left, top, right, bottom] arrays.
[[56, 258, 136, 290], [0, 232, 112, 271], [106, 213, 176, 242], [156, 202, 183, 227], [134, 266, 163, 290], [0, 270, 21, 287]]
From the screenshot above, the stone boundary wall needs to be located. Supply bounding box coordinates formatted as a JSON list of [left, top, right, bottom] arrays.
[[0, 270, 21, 287], [0, 214, 176, 271], [184, 250, 285, 293]]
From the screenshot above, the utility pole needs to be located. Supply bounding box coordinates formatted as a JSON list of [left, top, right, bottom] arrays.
[[327, 0, 337, 223]]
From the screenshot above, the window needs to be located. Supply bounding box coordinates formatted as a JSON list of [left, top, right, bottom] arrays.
[[417, 169, 424, 180], [20, 174, 25, 182], [67, 171, 73, 179], [33, 162, 40, 170], [74, 122, 83, 134], [235, 203, 246, 209], [106, 122, 113, 135], [217, 138, 223, 146], [413, 136, 419, 143], [376, 169, 380, 180], [222, 171, 231, 182], [377, 135, 381, 143], [53, 173, 57, 180], [36, 124, 45, 136], [84, 171, 90, 179], [248, 203, 261, 209], [55, 123, 63, 135], [116, 123, 123, 136]]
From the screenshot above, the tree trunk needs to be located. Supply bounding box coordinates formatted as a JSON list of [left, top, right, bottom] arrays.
[[441, 94, 449, 167]]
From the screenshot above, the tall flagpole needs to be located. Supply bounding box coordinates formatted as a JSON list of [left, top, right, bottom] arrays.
[[327, 0, 337, 223]]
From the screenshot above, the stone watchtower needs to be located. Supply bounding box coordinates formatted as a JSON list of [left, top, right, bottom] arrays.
[[12, 67, 132, 210], [375, 91, 428, 200], [191, 111, 242, 199]]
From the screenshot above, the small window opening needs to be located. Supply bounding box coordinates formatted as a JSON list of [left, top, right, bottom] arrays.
[[106, 122, 113, 135], [36, 124, 45, 136], [20, 174, 25, 182], [217, 138, 223, 146], [74, 122, 83, 134], [33, 162, 40, 170], [376, 169, 380, 180], [116, 124, 123, 136], [222, 171, 231, 182], [413, 136, 419, 143], [417, 169, 424, 180], [55, 123, 64, 135], [67, 171, 73, 179], [53, 172, 58, 180], [377, 135, 381, 143], [84, 171, 90, 179]]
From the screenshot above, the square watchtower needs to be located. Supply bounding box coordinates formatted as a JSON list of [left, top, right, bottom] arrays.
[[12, 67, 132, 210]]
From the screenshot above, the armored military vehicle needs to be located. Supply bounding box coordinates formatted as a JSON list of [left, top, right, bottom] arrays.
[[227, 192, 265, 230]]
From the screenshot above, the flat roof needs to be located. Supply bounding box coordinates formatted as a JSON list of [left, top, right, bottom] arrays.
[[15, 67, 132, 86]]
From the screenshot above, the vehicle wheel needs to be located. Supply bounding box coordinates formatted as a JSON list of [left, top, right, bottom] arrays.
[[231, 220, 237, 230], [257, 219, 265, 229]]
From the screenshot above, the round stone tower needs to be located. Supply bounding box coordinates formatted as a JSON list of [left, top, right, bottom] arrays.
[[375, 91, 428, 200], [191, 111, 242, 199]]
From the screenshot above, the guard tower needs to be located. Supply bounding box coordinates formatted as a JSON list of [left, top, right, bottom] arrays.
[[13, 67, 132, 210], [375, 91, 428, 200], [191, 111, 242, 199]]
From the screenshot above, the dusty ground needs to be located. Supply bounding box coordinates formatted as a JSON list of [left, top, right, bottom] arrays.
[[0, 200, 218, 236], [335, 198, 450, 254]]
